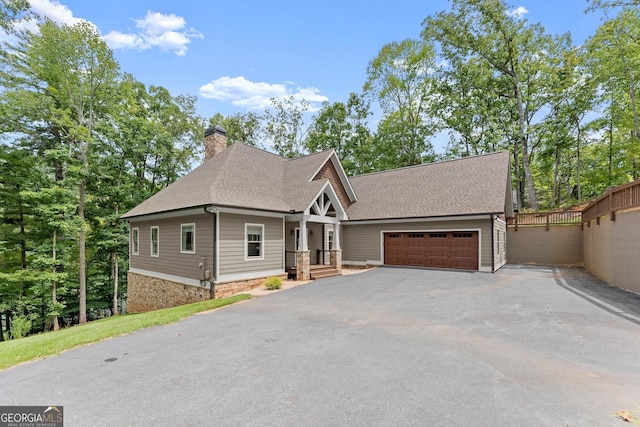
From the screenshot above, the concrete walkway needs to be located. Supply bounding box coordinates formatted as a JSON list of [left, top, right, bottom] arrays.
[[1, 265, 639, 426]]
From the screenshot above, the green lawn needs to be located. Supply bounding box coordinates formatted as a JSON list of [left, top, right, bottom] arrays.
[[0, 294, 251, 371]]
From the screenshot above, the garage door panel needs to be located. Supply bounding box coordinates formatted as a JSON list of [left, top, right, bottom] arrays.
[[384, 231, 478, 271]]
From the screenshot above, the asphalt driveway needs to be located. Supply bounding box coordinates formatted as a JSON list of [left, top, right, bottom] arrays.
[[1, 266, 640, 426]]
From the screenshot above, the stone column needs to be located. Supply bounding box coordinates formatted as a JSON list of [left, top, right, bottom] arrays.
[[330, 249, 342, 273], [296, 250, 310, 280]]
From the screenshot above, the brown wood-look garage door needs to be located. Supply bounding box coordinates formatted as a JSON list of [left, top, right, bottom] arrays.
[[384, 231, 479, 270]]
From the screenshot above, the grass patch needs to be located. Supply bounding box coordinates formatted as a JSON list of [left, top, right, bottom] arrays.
[[0, 294, 251, 371]]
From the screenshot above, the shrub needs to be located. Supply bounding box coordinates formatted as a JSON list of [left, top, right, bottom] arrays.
[[10, 315, 32, 340], [264, 276, 282, 290]]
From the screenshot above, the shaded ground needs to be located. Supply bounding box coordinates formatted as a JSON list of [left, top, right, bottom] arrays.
[[1, 265, 639, 426]]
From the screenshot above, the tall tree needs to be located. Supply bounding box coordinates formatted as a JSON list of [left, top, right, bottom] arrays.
[[208, 112, 262, 147], [263, 96, 310, 158], [584, 8, 640, 189], [1, 20, 120, 323], [306, 93, 375, 175], [364, 38, 439, 167], [431, 56, 505, 158], [424, 0, 559, 210]]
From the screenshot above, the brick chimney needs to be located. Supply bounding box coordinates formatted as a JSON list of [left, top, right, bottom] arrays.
[[204, 125, 227, 161]]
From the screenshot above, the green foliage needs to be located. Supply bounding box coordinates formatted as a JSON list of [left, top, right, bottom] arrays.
[[305, 93, 376, 175], [264, 96, 310, 158], [264, 277, 282, 290], [364, 38, 439, 169], [209, 111, 262, 147], [9, 315, 31, 339], [0, 0, 30, 31], [0, 19, 201, 335]]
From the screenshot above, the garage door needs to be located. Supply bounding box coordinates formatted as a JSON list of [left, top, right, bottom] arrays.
[[384, 231, 479, 270]]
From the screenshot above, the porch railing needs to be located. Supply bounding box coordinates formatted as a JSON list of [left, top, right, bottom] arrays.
[[582, 179, 640, 223], [317, 249, 331, 265]]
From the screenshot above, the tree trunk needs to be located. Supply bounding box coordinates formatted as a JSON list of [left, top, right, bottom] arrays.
[[19, 202, 26, 269], [576, 126, 582, 202], [112, 251, 119, 316], [52, 230, 59, 331], [113, 202, 120, 316], [609, 110, 614, 186], [513, 142, 522, 210], [553, 147, 560, 207], [0, 313, 4, 341], [514, 82, 538, 210], [78, 176, 87, 324]]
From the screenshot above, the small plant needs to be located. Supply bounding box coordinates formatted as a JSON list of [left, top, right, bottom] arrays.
[[264, 276, 282, 290], [10, 315, 32, 340]]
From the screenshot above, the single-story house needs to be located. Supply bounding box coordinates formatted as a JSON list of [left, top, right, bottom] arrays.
[[122, 126, 514, 312]]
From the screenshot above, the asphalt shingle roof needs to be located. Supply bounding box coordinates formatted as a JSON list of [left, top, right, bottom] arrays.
[[122, 144, 511, 221], [121, 143, 334, 218], [345, 151, 511, 221]]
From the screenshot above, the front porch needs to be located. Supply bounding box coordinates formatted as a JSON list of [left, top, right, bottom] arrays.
[[284, 180, 346, 280], [285, 263, 341, 280]]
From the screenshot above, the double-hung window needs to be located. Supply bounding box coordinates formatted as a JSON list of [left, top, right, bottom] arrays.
[[150, 226, 159, 257], [131, 228, 139, 255], [181, 223, 195, 253], [246, 224, 264, 260]]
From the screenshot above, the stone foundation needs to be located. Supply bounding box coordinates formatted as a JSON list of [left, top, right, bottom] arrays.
[[127, 271, 288, 313], [127, 271, 210, 313], [212, 275, 284, 299]]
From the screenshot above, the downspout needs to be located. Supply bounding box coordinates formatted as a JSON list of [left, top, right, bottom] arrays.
[[490, 215, 495, 273], [204, 206, 217, 299]]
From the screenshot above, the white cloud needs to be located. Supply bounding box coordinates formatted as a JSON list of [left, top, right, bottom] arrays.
[[135, 11, 184, 35], [3, 0, 86, 36], [29, 0, 82, 25], [101, 31, 142, 50], [199, 76, 329, 111], [103, 11, 202, 56], [507, 6, 529, 19]]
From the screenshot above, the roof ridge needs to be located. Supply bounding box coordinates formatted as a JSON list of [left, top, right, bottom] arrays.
[[287, 148, 335, 163], [350, 150, 509, 179]]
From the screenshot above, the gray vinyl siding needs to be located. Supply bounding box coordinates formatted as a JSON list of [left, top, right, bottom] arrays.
[[129, 214, 214, 280], [218, 213, 284, 275], [494, 219, 507, 270], [341, 218, 492, 268]]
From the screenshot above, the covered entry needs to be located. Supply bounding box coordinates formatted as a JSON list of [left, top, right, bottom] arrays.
[[383, 231, 479, 270]]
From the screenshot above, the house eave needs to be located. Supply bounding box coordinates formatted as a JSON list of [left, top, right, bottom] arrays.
[[341, 212, 503, 225], [123, 204, 289, 222]]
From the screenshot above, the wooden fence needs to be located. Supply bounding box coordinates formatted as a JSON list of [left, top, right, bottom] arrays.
[[582, 179, 640, 223], [507, 211, 582, 230]]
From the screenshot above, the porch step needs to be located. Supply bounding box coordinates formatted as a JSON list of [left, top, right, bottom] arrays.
[[310, 265, 341, 280]]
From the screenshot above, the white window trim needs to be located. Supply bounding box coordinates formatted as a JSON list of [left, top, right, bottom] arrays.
[[180, 223, 196, 254], [245, 223, 264, 261], [150, 226, 159, 257], [132, 227, 139, 256]]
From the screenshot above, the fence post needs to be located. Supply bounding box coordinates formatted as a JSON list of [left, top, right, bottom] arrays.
[[545, 214, 550, 231]]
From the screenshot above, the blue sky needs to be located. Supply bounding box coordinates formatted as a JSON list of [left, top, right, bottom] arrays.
[[14, 0, 606, 151]]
